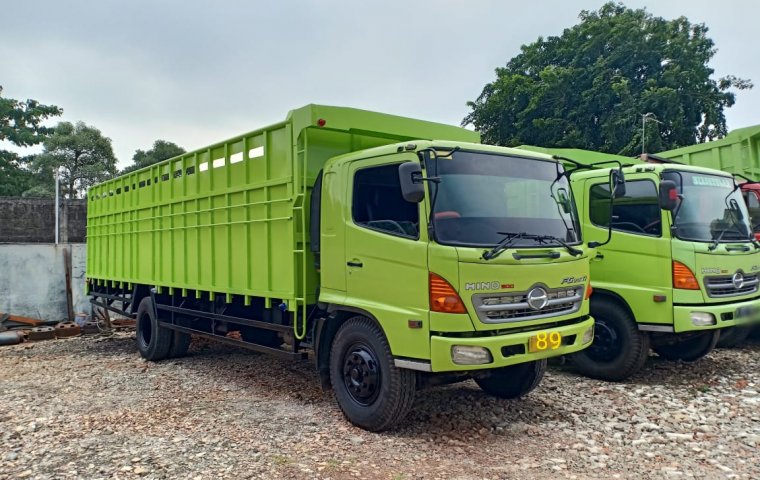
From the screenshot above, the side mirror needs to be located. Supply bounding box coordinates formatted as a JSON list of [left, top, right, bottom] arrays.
[[659, 180, 679, 211], [610, 169, 626, 198], [399, 162, 425, 203], [556, 188, 572, 214], [729, 198, 744, 220]]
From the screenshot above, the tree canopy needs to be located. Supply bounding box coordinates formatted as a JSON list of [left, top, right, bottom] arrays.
[[122, 140, 185, 174], [0, 86, 62, 197], [463, 2, 753, 155], [33, 121, 118, 198]]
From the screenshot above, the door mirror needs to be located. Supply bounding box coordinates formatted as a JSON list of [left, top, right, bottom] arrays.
[[610, 169, 626, 198], [659, 180, 679, 211], [398, 162, 425, 203], [556, 188, 572, 214]]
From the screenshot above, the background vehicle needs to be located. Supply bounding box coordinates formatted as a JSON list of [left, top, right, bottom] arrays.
[[657, 126, 760, 346], [520, 145, 760, 380], [87, 105, 597, 431]]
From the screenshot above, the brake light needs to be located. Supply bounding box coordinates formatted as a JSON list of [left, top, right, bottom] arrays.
[[673, 261, 699, 290], [429, 273, 467, 313], [585, 283, 593, 299]]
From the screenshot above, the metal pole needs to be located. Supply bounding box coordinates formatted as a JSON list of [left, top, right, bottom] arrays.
[[54, 169, 59, 245], [642, 114, 646, 155]]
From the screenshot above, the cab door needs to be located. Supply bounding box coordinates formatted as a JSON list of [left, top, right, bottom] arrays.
[[343, 155, 430, 357], [585, 175, 672, 324]]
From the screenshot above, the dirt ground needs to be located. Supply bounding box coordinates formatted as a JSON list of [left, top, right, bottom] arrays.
[[2, 333, 759, 479]]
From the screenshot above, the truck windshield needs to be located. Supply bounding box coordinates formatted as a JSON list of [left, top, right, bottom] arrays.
[[427, 151, 581, 247], [663, 170, 752, 243]]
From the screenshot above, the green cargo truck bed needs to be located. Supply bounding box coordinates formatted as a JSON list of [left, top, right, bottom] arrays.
[[86, 104, 479, 313]]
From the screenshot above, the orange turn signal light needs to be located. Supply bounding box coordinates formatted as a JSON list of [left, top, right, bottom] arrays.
[[429, 273, 467, 314], [585, 283, 593, 299], [672, 261, 699, 290]]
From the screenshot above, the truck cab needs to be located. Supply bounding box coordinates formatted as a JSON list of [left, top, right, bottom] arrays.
[[312, 141, 598, 427], [570, 163, 760, 380]]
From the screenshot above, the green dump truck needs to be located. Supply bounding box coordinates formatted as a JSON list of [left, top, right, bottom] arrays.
[[658, 126, 760, 346], [520, 146, 760, 381], [87, 105, 598, 431]]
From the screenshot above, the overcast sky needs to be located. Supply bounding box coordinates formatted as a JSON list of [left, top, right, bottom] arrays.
[[2, 0, 758, 169]]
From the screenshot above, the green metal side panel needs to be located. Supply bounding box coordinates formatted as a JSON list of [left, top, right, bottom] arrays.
[[86, 104, 480, 315], [658, 125, 760, 180]]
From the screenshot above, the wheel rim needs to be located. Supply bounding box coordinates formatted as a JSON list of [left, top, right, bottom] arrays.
[[342, 342, 381, 406], [585, 318, 621, 362], [138, 312, 152, 347]]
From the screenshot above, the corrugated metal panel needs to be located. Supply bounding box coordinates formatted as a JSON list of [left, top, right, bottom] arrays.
[[658, 125, 760, 180]]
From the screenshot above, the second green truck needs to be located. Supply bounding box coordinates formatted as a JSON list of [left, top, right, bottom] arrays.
[[522, 146, 760, 381]]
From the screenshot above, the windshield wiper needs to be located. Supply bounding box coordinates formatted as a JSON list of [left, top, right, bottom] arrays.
[[535, 235, 583, 257], [482, 232, 582, 260], [482, 232, 529, 260]]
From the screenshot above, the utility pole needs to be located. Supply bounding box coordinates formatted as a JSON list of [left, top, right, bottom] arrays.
[[641, 112, 662, 154], [54, 168, 60, 245]]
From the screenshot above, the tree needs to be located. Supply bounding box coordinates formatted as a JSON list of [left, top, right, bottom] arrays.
[[0, 86, 62, 196], [463, 3, 753, 155], [122, 140, 185, 174], [33, 121, 118, 199]]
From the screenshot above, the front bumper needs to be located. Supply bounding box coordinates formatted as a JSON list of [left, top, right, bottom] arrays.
[[428, 316, 594, 372], [673, 296, 760, 333]]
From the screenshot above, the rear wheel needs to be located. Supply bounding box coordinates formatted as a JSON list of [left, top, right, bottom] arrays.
[[716, 326, 752, 348], [571, 299, 650, 381], [653, 330, 719, 362], [135, 297, 172, 361], [329, 316, 415, 432], [474, 360, 546, 399]]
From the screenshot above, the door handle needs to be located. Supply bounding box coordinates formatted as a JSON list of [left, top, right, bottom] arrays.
[[347, 260, 363, 268]]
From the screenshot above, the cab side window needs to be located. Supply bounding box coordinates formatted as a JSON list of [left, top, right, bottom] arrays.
[[352, 164, 419, 238], [589, 180, 661, 236]]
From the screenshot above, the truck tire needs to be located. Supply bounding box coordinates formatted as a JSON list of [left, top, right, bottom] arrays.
[[329, 316, 416, 432], [571, 299, 650, 381], [240, 327, 282, 348], [653, 330, 719, 362], [716, 326, 752, 348], [475, 359, 546, 399], [168, 331, 192, 358], [135, 297, 172, 361]]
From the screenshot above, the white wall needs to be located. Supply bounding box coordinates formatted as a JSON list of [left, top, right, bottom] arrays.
[[0, 244, 88, 321]]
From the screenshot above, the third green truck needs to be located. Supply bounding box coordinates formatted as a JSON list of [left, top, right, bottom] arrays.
[[521, 146, 760, 381]]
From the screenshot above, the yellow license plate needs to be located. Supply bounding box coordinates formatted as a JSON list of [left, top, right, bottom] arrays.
[[528, 331, 563, 353]]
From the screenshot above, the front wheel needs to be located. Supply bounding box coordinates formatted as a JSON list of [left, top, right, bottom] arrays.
[[329, 316, 416, 432], [653, 331, 719, 362], [571, 299, 650, 381], [716, 326, 752, 348], [474, 360, 546, 399]]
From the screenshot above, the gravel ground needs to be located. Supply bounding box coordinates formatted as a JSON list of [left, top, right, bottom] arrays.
[[1, 333, 760, 480]]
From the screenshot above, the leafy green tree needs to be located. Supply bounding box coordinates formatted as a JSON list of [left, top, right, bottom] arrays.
[[463, 3, 753, 155], [33, 121, 118, 198], [0, 86, 62, 196], [122, 140, 185, 174]]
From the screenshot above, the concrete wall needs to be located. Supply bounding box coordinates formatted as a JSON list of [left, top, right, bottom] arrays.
[[0, 244, 88, 321], [0, 198, 87, 243]]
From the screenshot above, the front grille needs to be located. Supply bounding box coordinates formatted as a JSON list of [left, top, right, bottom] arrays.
[[472, 285, 582, 323], [704, 273, 759, 298]]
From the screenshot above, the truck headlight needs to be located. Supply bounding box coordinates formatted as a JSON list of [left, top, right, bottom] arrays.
[[690, 312, 716, 326], [451, 346, 493, 365], [582, 326, 594, 344]]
